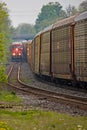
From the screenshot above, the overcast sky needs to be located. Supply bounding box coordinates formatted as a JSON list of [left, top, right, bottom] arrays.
[[1, 0, 84, 27]]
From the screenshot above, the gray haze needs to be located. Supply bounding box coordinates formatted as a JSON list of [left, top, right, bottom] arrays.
[[1, 0, 84, 27]]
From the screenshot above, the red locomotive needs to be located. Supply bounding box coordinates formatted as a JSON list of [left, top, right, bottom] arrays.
[[11, 42, 23, 61]]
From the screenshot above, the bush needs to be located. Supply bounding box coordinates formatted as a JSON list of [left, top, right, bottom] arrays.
[[0, 65, 7, 82]]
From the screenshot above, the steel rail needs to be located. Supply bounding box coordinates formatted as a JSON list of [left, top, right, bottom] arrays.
[[18, 66, 87, 111]]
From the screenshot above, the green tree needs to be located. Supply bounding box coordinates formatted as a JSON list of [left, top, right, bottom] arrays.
[[12, 23, 36, 39], [15, 23, 36, 35], [35, 2, 67, 33], [78, 0, 87, 12], [66, 4, 78, 17], [0, 2, 12, 82], [0, 33, 7, 82]]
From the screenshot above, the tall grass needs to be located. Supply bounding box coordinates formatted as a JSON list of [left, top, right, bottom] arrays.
[[0, 110, 87, 130]]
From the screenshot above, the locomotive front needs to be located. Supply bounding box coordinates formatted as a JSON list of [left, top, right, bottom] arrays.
[[11, 42, 23, 61]]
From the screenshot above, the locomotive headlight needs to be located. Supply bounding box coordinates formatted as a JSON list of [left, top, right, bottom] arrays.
[[12, 53, 16, 56], [16, 48, 18, 51], [19, 53, 21, 56]]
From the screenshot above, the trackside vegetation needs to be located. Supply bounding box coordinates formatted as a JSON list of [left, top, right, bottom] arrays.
[[0, 91, 22, 103], [0, 34, 7, 82], [0, 2, 12, 82], [0, 89, 87, 130], [0, 110, 87, 130]]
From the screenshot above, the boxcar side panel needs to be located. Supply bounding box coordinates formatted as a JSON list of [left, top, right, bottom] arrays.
[[31, 40, 35, 72], [74, 19, 87, 82], [52, 26, 72, 79], [40, 31, 51, 75]]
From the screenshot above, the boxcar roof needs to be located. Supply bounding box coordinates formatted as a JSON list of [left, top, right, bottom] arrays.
[[34, 31, 42, 38], [28, 40, 32, 44], [34, 24, 53, 38], [53, 15, 76, 29], [75, 11, 87, 21], [41, 24, 53, 33]]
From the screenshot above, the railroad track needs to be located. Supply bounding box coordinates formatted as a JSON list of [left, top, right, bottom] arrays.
[[7, 62, 87, 111]]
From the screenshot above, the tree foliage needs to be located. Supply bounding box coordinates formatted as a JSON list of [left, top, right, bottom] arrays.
[[66, 4, 78, 17], [0, 33, 7, 82], [78, 0, 87, 12], [35, 2, 67, 33], [14, 23, 36, 35], [0, 2, 12, 82], [12, 23, 36, 40]]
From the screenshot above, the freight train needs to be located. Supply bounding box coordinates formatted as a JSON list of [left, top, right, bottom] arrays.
[[27, 11, 87, 87]]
